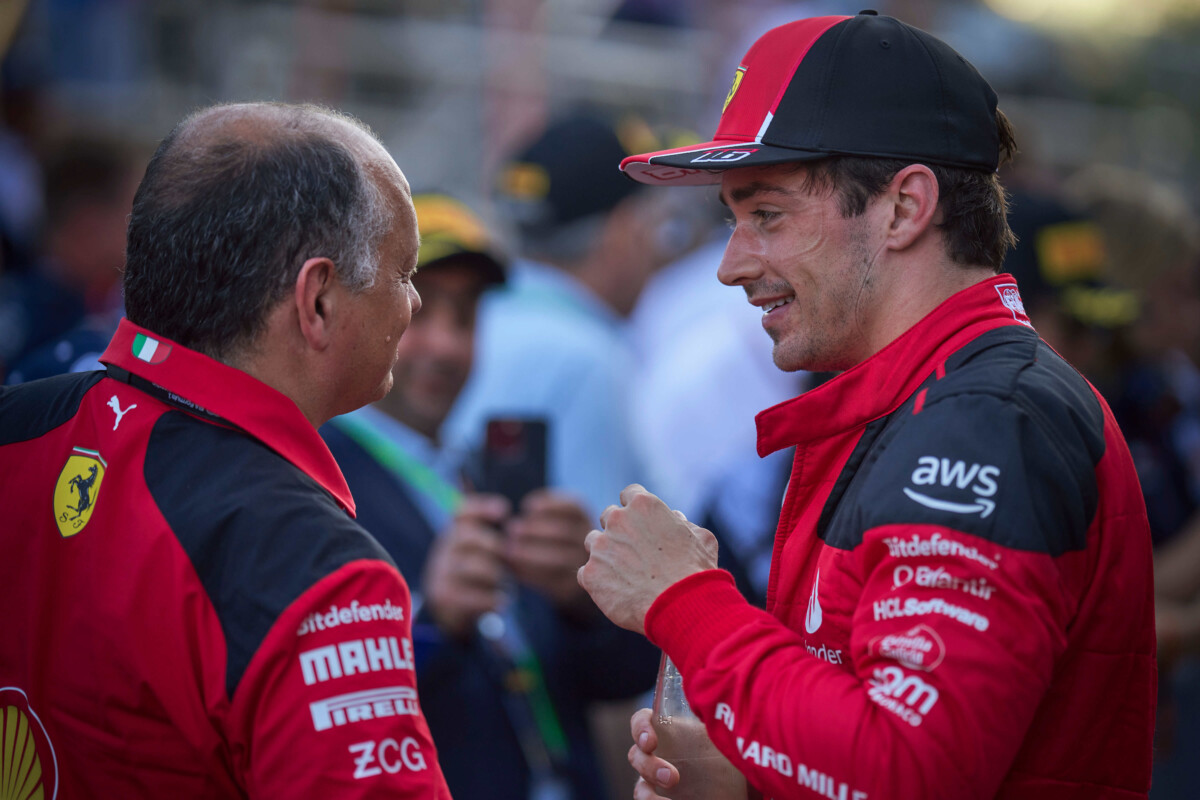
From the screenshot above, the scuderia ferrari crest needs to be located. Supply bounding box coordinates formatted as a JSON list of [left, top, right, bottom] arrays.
[[54, 446, 107, 537], [723, 67, 746, 114]]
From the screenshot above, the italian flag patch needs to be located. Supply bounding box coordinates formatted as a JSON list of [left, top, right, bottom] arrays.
[[132, 333, 171, 364]]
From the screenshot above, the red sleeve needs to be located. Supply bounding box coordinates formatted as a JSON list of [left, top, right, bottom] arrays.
[[645, 524, 1075, 800], [229, 558, 452, 799]]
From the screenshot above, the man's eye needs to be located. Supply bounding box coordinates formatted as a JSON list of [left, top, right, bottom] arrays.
[[753, 209, 780, 223]]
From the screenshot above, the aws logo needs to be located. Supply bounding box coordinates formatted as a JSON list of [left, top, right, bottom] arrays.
[[903, 456, 999, 518], [0, 687, 58, 800], [53, 447, 107, 537]]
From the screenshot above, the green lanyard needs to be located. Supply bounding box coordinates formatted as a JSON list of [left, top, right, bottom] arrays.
[[330, 412, 570, 766], [331, 413, 462, 516]]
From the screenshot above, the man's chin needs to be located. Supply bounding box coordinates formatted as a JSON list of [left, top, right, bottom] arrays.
[[771, 343, 807, 373], [370, 375, 395, 404]]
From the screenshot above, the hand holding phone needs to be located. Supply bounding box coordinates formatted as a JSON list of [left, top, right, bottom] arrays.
[[478, 417, 548, 512]]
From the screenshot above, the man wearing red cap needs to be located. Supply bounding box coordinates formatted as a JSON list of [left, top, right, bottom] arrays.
[[578, 12, 1155, 800]]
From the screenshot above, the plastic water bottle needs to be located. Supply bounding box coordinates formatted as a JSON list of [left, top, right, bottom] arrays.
[[650, 653, 748, 800]]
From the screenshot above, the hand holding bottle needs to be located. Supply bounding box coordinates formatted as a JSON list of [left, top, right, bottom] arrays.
[[628, 655, 748, 800]]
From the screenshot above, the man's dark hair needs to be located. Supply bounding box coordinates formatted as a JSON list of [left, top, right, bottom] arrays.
[[123, 103, 388, 361], [798, 110, 1018, 271]]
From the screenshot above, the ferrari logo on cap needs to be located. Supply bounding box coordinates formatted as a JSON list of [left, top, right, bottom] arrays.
[[53, 446, 107, 537], [723, 67, 746, 114]]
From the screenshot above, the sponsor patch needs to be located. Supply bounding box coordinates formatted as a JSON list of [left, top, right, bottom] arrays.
[[804, 569, 823, 634], [805, 641, 844, 665], [310, 686, 419, 732], [299, 637, 415, 685], [873, 596, 990, 632], [891, 564, 995, 600], [297, 599, 405, 636], [868, 665, 939, 726], [0, 686, 58, 800], [904, 456, 1000, 519], [995, 283, 1032, 327], [53, 447, 107, 538], [734, 731, 868, 798], [349, 738, 428, 779], [639, 165, 702, 182], [690, 148, 758, 164], [881, 532, 1000, 570], [107, 395, 137, 431], [869, 624, 946, 671]]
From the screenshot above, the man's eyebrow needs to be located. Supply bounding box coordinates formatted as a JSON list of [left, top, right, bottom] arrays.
[[717, 181, 797, 207]]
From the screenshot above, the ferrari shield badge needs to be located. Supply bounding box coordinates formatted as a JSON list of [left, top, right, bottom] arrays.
[[53, 446, 107, 538]]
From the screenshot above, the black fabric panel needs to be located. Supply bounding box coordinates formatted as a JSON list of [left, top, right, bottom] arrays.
[[816, 414, 892, 544], [144, 410, 394, 700], [0, 371, 105, 446], [823, 327, 1105, 556], [769, 17, 851, 152], [320, 422, 437, 582], [770, 15, 998, 170]]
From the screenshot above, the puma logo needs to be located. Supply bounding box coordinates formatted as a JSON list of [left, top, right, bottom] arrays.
[[107, 395, 137, 431]]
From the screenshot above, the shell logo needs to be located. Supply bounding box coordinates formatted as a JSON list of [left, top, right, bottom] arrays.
[[0, 687, 57, 800]]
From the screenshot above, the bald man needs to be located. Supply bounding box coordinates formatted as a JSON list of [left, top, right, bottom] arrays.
[[0, 103, 452, 798]]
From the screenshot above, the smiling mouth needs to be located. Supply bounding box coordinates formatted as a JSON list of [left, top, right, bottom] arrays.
[[761, 296, 795, 317]]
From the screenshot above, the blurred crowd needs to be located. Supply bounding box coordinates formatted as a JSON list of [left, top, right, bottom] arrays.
[[4, 2, 1200, 800]]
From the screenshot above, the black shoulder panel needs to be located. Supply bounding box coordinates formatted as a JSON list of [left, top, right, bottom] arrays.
[[823, 327, 1105, 556], [144, 411, 395, 700], [0, 371, 105, 447], [320, 422, 438, 581]]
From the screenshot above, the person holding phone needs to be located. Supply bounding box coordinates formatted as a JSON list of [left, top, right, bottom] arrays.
[[322, 194, 658, 800]]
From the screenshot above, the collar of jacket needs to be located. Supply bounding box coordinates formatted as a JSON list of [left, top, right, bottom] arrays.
[[100, 317, 355, 515], [756, 273, 1032, 456]]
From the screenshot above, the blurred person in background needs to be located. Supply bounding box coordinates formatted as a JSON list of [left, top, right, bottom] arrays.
[[0, 101, 453, 797], [0, 136, 139, 379], [322, 193, 658, 800], [579, 11, 1155, 799], [1062, 164, 1200, 800], [445, 110, 691, 522]]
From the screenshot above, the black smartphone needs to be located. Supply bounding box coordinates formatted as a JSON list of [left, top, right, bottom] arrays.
[[478, 417, 549, 512]]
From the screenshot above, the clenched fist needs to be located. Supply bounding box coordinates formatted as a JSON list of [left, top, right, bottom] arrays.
[[577, 484, 719, 635]]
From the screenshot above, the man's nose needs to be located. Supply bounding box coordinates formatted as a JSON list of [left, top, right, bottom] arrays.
[[716, 231, 763, 287]]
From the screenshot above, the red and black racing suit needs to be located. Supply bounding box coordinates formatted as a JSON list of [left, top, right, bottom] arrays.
[[0, 318, 451, 798], [645, 276, 1156, 799]]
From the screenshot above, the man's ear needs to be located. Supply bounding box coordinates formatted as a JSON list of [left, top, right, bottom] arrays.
[[295, 257, 338, 351], [885, 164, 939, 252]]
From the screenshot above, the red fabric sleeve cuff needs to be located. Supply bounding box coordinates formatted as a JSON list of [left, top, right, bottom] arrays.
[[644, 569, 760, 675]]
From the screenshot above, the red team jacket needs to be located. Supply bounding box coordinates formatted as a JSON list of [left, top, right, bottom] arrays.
[[645, 277, 1156, 799], [0, 319, 451, 798]]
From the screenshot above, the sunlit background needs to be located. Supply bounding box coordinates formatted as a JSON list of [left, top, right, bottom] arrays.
[[3, 2, 1200, 799], [4, 0, 1200, 217]]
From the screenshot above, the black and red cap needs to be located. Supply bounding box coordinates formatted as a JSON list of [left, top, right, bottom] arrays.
[[620, 11, 1001, 186]]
